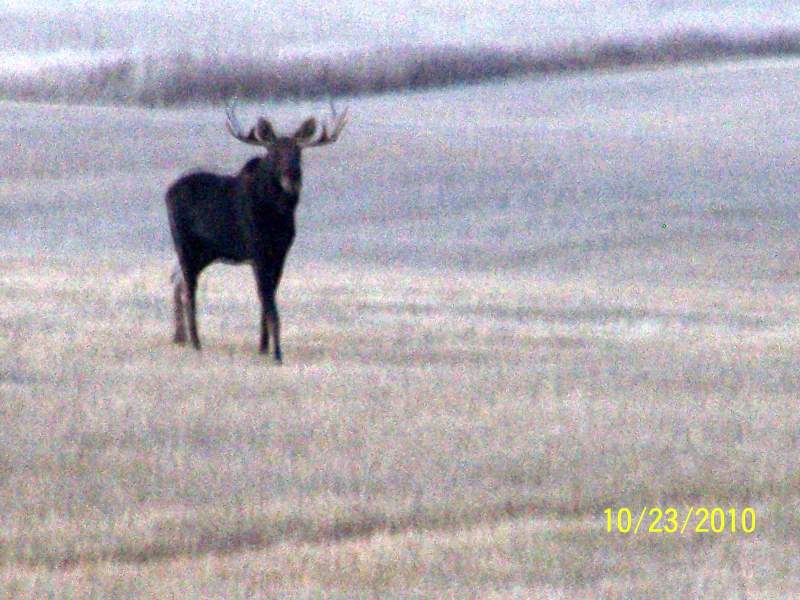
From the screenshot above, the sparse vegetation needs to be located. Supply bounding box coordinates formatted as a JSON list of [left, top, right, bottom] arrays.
[[1, 256, 799, 598], [3, 31, 800, 107]]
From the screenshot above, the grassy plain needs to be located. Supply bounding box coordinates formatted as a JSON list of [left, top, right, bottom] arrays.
[[2, 60, 800, 597]]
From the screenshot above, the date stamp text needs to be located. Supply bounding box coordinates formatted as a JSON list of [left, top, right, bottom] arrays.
[[604, 507, 756, 535]]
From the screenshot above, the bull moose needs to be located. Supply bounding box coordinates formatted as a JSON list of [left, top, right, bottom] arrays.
[[165, 100, 348, 363]]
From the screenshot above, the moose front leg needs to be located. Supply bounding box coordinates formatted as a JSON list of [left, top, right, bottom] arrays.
[[254, 265, 282, 364], [265, 302, 281, 364]]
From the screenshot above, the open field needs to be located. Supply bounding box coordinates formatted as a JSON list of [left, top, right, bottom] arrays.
[[2, 58, 800, 597]]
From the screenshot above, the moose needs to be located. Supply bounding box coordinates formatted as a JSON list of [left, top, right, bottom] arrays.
[[165, 100, 348, 363]]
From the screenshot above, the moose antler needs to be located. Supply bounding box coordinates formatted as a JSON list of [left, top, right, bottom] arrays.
[[226, 97, 346, 148], [298, 100, 349, 148], [225, 98, 276, 145]]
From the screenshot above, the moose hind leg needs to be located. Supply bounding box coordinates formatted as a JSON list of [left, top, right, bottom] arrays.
[[182, 269, 201, 350], [171, 267, 187, 344]]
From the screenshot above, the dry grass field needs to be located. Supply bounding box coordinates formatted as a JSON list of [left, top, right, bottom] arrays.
[[2, 59, 800, 598]]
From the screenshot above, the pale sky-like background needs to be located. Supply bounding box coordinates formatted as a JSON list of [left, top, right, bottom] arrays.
[[2, 0, 799, 58]]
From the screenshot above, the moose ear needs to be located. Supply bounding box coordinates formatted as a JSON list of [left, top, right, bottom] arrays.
[[293, 118, 317, 142], [255, 118, 277, 144]]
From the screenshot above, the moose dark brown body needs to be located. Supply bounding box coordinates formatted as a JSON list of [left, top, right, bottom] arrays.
[[166, 101, 347, 363]]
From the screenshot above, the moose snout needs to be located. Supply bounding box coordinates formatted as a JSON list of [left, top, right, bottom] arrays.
[[280, 175, 301, 195]]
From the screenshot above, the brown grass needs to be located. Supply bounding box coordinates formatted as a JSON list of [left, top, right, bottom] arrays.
[[1, 254, 798, 598], [2, 63, 800, 596]]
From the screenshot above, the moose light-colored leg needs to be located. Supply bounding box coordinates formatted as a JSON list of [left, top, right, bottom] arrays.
[[171, 266, 187, 344]]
